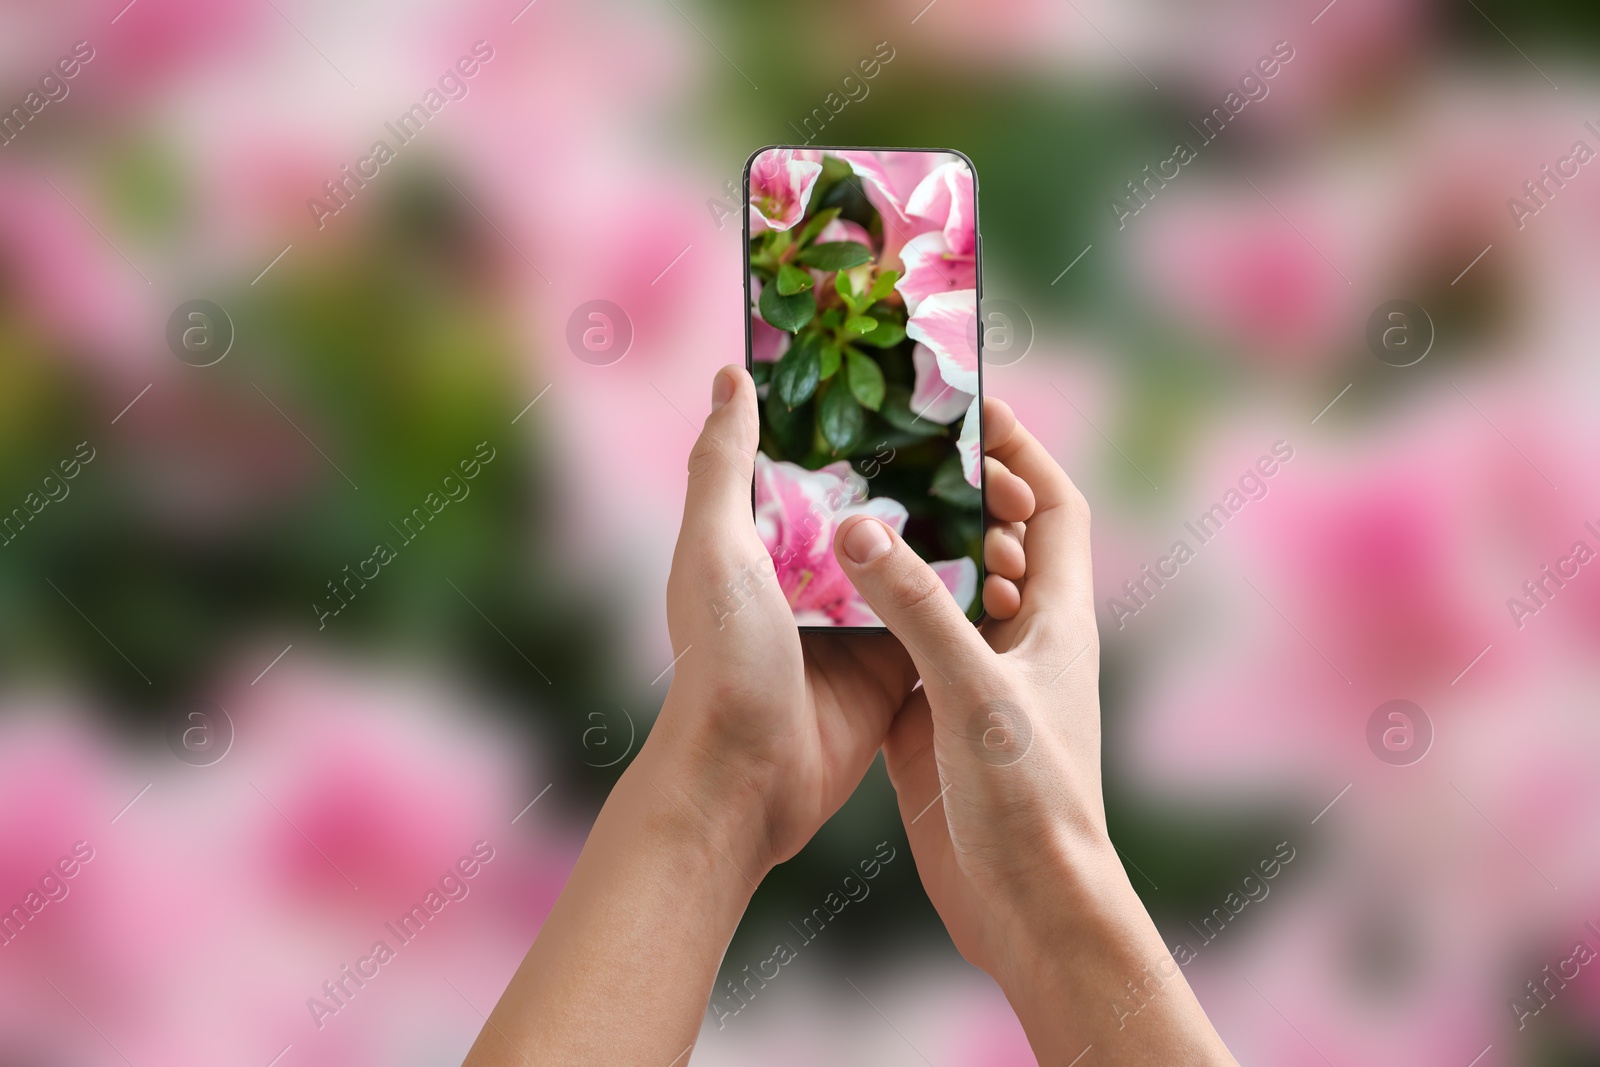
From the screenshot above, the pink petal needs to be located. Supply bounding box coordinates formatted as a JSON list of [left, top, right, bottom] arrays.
[[897, 231, 977, 315], [753, 453, 914, 626], [906, 160, 976, 256], [905, 290, 980, 394], [957, 394, 983, 489], [752, 451, 975, 627], [930, 556, 980, 613], [818, 217, 874, 248], [833, 150, 942, 230], [911, 344, 974, 424], [846, 494, 910, 537], [751, 314, 790, 363], [749, 150, 822, 232]]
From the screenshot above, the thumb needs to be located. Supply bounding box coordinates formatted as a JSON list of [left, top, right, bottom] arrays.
[[833, 515, 990, 684], [680, 365, 759, 538]]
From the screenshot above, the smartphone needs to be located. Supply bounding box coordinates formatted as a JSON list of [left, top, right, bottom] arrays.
[[744, 146, 984, 631]]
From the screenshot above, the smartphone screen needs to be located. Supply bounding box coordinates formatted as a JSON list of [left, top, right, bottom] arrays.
[[744, 146, 984, 630]]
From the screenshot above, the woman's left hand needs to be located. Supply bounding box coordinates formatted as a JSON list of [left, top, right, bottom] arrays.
[[650, 363, 917, 878]]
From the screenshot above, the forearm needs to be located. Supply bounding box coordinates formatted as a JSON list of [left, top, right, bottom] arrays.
[[994, 839, 1237, 1066], [463, 741, 758, 1066]]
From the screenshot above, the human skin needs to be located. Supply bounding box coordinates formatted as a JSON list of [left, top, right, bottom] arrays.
[[460, 365, 1236, 1066]]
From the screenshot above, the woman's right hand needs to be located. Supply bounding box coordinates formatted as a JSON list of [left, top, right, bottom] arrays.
[[829, 397, 1237, 1065]]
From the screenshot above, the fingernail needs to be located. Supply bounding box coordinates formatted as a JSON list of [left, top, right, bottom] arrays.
[[711, 369, 735, 411], [843, 518, 892, 564]]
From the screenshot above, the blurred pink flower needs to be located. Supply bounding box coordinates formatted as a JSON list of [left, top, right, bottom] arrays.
[[755, 453, 976, 625], [1127, 487, 1457, 785], [0, 172, 151, 375], [232, 660, 562, 912], [0, 704, 270, 1067], [1137, 186, 1352, 362], [1162, 0, 1432, 134], [222, 658, 576, 1067], [0, 708, 120, 964], [75, 0, 258, 96], [1118, 402, 1566, 799], [1194, 868, 1510, 1067], [0, 657, 582, 1067], [749, 149, 822, 233]]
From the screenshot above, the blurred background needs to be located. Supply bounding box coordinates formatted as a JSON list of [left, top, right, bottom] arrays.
[[2, 0, 1599, 1063]]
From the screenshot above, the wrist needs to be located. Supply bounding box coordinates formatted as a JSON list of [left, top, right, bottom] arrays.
[[985, 827, 1154, 993], [985, 835, 1237, 1065], [625, 711, 775, 888]]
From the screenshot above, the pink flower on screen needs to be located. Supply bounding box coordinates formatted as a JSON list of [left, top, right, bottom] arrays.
[[905, 293, 978, 398], [897, 160, 977, 311], [816, 216, 874, 248], [898, 233, 978, 314], [754, 453, 976, 626], [748, 149, 822, 233], [887, 159, 981, 489], [833, 150, 945, 231], [834, 149, 952, 270]]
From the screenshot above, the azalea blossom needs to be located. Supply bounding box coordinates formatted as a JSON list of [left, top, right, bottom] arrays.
[[898, 232, 978, 313], [754, 453, 977, 626], [905, 290, 979, 386], [748, 149, 823, 233], [833, 150, 949, 230], [833, 150, 953, 268], [886, 159, 982, 490], [816, 216, 874, 248], [897, 161, 978, 313]]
